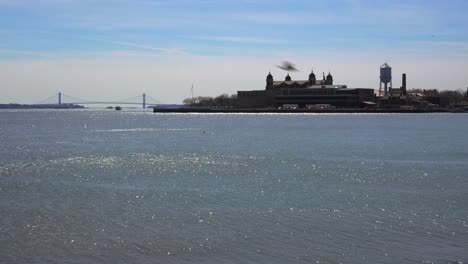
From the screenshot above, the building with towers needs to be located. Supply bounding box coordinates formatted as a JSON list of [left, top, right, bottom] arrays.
[[266, 70, 334, 90], [237, 69, 375, 109]]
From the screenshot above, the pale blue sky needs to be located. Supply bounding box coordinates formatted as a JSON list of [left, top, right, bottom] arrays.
[[1, 0, 467, 103]]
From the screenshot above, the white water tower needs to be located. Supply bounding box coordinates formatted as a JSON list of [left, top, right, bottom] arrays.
[[380, 63, 392, 96]]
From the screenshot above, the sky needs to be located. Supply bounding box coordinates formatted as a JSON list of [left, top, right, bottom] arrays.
[[1, 0, 468, 104]]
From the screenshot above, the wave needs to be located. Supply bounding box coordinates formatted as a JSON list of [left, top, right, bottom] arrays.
[[91, 128, 201, 132]]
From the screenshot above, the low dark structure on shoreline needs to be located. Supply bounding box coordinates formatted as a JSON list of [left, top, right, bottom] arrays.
[[153, 108, 462, 114]]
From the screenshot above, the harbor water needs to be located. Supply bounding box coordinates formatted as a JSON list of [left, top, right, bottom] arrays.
[[0, 110, 467, 263]]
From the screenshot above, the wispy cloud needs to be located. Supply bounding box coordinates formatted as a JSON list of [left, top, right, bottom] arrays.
[[192, 36, 293, 44], [232, 12, 336, 25], [410, 40, 468, 57], [0, 0, 77, 7], [231, 2, 437, 27], [0, 49, 55, 58], [111, 41, 186, 54]]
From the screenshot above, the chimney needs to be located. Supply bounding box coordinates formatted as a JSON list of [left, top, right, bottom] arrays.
[[402, 73, 407, 95]]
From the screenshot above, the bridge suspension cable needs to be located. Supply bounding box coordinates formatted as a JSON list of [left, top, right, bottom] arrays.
[[146, 95, 162, 104], [61, 93, 94, 104], [36, 94, 58, 104], [114, 94, 143, 103]]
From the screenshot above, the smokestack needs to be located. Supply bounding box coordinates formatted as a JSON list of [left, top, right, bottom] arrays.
[[402, 73, 407, 95]]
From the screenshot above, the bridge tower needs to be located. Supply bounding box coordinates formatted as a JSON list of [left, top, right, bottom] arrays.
[[58, 92, 62, 105], [143, 93, 146, 108]]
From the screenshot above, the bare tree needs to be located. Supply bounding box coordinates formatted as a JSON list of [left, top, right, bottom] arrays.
[[439, 90, 464, 105], [183, 94, 238, 108]]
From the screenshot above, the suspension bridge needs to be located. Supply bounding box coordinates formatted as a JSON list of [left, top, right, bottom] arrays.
[[36, 93, 161, 108]]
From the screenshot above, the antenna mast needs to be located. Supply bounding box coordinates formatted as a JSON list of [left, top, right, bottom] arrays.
[[191, 83, 194, 100]]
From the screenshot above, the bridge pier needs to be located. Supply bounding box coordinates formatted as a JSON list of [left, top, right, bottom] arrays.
[[58, 92, 62, 105], [143, 93, 146, 108]]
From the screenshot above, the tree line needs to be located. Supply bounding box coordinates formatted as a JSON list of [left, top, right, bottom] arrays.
[[183, 94, 238, 108], [408, 88, 468, 105]]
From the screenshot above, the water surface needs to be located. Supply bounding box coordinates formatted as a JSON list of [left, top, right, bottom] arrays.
[[1, 110, 467, 263]]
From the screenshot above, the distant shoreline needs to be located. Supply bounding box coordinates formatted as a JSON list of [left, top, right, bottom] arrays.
[[153, 108, 466, 114], [0, 104, 84, 109]]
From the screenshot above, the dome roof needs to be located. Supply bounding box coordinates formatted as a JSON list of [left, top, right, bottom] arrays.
[[381, 63, 391, 69], [267, 71, 273, 78], [309, 70, 316, 78], [285, 73, 292, 81], [326, 72, 333, 80]]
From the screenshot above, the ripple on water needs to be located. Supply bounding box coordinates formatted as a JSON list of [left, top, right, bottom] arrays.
[[1, 111, 468, 263]]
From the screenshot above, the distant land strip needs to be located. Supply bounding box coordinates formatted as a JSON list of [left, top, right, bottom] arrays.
[[0, 104, 84, 109], [153, 108, 466, 114]]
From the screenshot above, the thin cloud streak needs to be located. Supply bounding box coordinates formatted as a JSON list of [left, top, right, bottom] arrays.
[[232, 12, 337, 25], [111, 41, 187, 55], [0, 0, 77, 7], [192, 36, 293, 44], [0, 49, 56, 58]]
